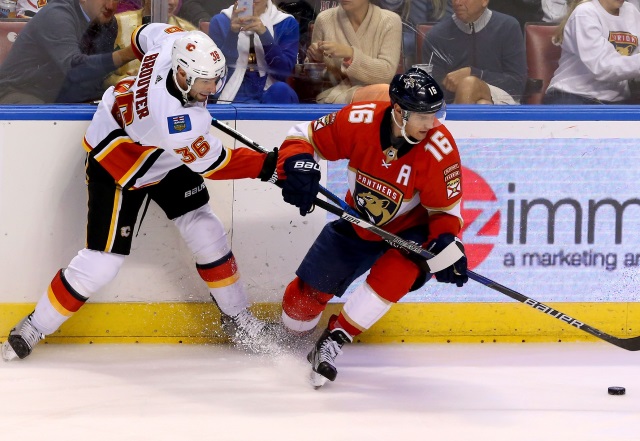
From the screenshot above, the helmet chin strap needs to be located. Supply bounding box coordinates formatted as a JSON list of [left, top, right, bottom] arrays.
[[391, 109, 420, 145]]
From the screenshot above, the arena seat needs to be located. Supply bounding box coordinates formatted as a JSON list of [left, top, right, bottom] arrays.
[[415, 23, 436, 64], [0, 19, 28, 66], [523, 22, 561, 104]]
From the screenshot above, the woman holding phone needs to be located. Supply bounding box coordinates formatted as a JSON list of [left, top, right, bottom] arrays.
[[208, 0, 300, 103]]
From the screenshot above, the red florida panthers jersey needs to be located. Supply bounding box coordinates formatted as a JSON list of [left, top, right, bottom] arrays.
[[83, 23, 265, 190], [280, 101, 464, 242]]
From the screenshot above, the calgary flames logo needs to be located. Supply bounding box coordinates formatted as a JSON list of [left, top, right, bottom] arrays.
[[186, 43, 196, 52]]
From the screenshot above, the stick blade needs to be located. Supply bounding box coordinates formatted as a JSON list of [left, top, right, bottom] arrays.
[[607, 335, 640, 351]]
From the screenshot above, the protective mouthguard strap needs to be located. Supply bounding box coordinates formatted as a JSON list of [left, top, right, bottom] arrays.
[[427, 240, 464, 273]]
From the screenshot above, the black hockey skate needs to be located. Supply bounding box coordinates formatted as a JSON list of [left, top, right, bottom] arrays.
[[1, 313, 45, 361], [307, 326, 352, 388]]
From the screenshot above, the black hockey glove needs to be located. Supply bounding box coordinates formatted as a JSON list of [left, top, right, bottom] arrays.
[[258, 148, 278, 183], [426, 233, 468, 287], [281, 153, 320, 216]]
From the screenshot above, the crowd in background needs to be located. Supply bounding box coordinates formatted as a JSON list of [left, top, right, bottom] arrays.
[[0, 0, 639, 104]]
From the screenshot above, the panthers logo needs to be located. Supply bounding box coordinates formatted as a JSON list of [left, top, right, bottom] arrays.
[[609, 31, 638, 56], [354, 171, 403, 226], [355, 192, 394, 225]]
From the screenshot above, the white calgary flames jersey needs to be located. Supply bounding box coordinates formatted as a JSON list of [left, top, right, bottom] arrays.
[[280, 102, 463, 242], [83, 24, 257, 189]]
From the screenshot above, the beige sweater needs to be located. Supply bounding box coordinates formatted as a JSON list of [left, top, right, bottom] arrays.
[[311, 4, 402, 104]]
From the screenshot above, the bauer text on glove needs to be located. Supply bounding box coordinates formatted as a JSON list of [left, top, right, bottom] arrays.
[[281, 153, 321, 216]]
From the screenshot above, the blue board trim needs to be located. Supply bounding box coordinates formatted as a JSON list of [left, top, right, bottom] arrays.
[[0, 104, 639, 121]]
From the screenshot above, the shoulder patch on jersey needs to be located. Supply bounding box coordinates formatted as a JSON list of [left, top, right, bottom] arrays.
[[446, 177, 461, 199], [168, 115, 192, 134], [312, 112, 337, 131], [354, 171, 403, 226], [443, 162, 460, 182]]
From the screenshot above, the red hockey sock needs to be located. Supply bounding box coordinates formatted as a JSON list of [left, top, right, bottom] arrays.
[[328, 313, 362, 338], [282, 277, 333, 321], [367, 249, 421, 303]]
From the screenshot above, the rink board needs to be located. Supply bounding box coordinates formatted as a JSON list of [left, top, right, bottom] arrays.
[[0, 301, 638, 344], [1, 105, 640, 344]]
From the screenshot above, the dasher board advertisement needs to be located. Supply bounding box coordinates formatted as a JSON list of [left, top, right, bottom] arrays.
[[327, 138, 640, 303]]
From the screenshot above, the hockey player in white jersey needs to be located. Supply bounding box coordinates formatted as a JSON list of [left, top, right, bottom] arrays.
[[2, 23, 282, 361]]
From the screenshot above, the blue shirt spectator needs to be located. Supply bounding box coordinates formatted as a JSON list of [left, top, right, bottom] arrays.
[[209, 0, 299, 103]]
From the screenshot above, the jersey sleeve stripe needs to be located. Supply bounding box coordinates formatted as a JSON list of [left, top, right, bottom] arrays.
[[131, 24, 149, 61], [82, 136, 93, 152], [124, 149, 164, 189], [88, 128, 161, 189], [201, 148, 231, 177], [304, 125, 327, 160], [113, 148, 159, 188]]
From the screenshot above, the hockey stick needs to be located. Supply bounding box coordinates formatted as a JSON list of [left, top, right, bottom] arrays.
[[211, 118, 640, 351], [211, 118, 356, 213]]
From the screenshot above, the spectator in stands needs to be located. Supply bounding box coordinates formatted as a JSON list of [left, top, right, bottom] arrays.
[[208, 0, 299, 103], [377, 0, 453, 70], [543, 0, 640, 104], [543, 0, 639, 22], [542, 0, 568, 21], [0, 0, 137, 104], [278, 0, 316, 64], [105, 0, 197, 87], [16, 0, 47, 18], [306, 0, 402, 103], [377, 0, 452, 25], [178, 0, 312, 26], [422, 0, 527, 104]]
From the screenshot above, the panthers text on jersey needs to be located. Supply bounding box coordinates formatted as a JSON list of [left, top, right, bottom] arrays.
[[279, 101, 463, 242], [82, 23, 265, 190]]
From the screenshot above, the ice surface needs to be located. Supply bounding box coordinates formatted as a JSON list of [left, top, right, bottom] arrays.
[[1, 343, 638, 441]]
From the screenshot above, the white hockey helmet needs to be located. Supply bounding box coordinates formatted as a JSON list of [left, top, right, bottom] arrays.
[[172, 31, 227, 100]]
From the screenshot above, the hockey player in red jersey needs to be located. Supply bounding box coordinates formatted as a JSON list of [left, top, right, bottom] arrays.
[[276, 67, 469, 387], [1, 24, 282, 361]]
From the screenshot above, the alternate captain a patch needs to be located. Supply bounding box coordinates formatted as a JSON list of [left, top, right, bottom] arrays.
[[353, 171, 402, 226], [168, 114, 192, 133]]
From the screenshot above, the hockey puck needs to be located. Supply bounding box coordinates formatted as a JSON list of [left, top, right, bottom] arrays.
[[608, 386, 626, 395]]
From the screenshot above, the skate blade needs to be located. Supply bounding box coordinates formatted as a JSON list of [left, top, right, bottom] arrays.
[[1, 341, 18, 362], [309, 370, 329, 389]]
